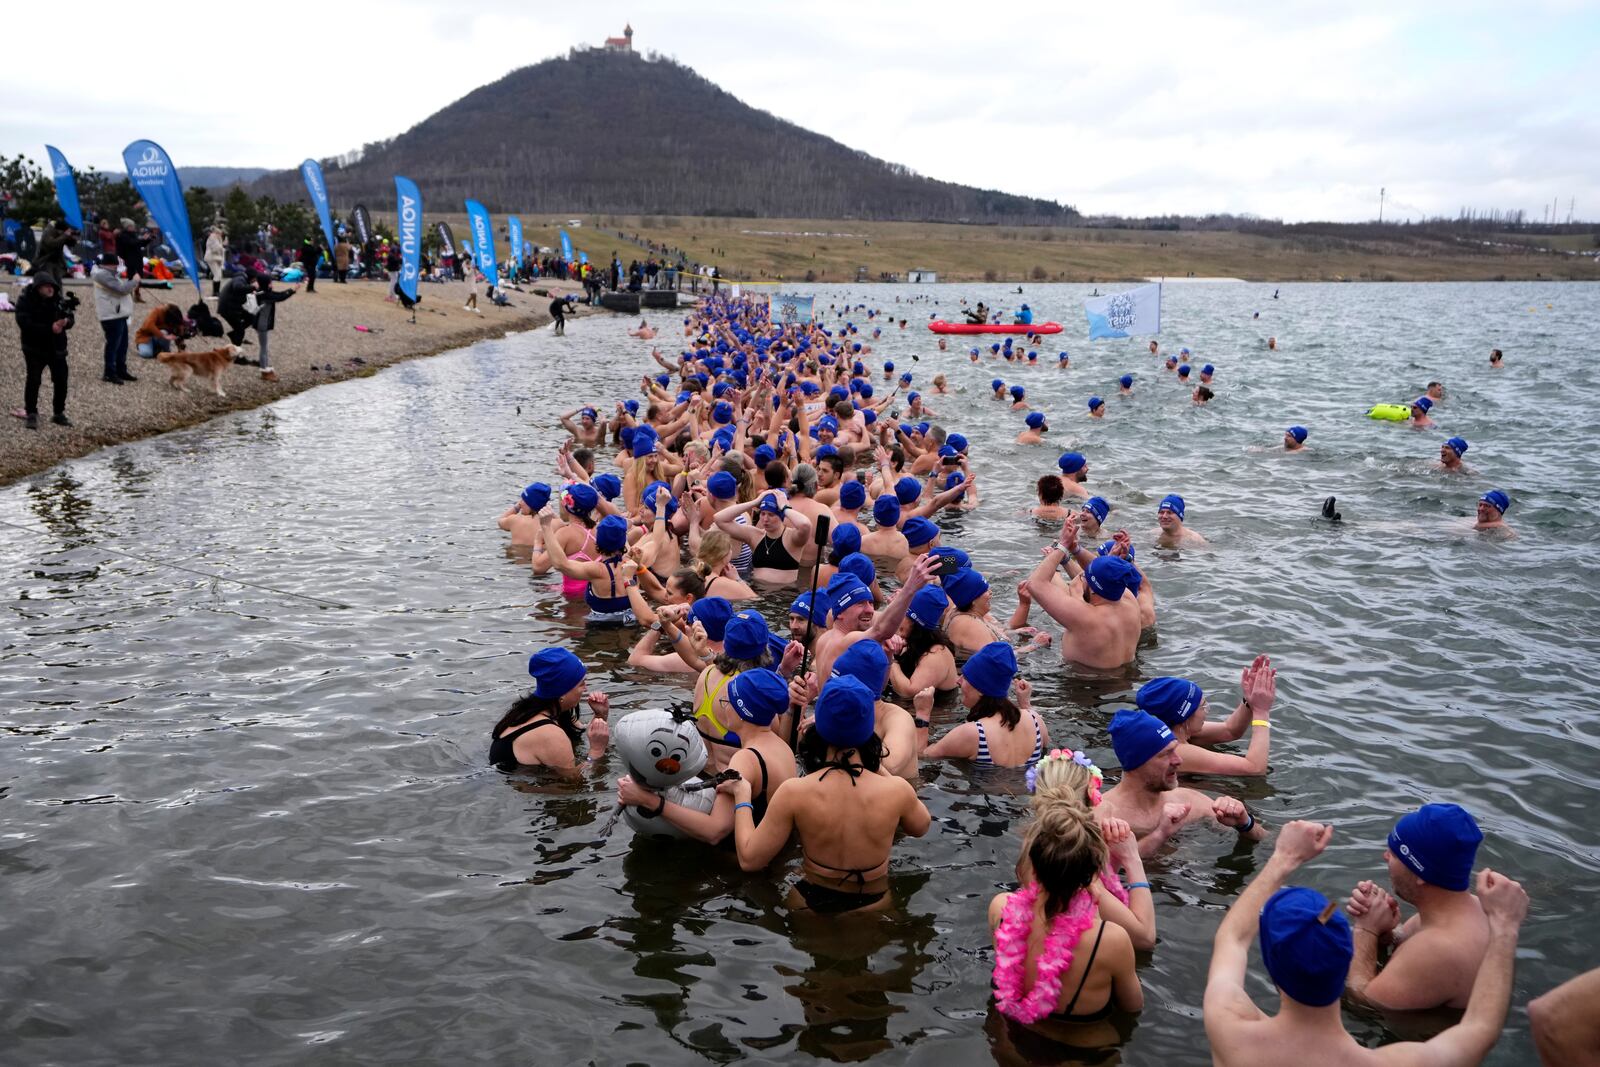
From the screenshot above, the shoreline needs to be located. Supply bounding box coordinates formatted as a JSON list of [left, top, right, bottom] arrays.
[[0, 277, 582, 487]]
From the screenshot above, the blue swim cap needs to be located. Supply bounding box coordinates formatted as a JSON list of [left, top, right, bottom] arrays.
[[1445, 437, 1469, 456], [712, 400, 734, 424], [1058, 351, 1070, 362], [942, 567, 989, 611], [1084, 555, 1136, 601], [1388, 803, 1482, 891], [948, 433, 969, 453], [895, 477, 923, 505], [563, 482, 599, 516], [1108, 709, 1175, 771], [1088, 396, 1104, 411], [907, 585, 949, 629], [595, 514, 629, 554], [1178, 364, 1191, 377], [927, 546, 970, 571], [753, 444, 777, 467], [814, 675, 877, 749], [832, 522, 863, 557], [712, 381, 731, 399], [520, 482, 552, 512], [1413, 396, 1433, 412], [839, 481, 867, 510], [706, 471, 738, 499], [991, 378, 1004, 391], [1097, 539, 1133, 562], [1025, 412, 1046, 429], [1158, 494, 1186, 521], [690, 596, 733, 641], [903, 516, 940, 547], [884, 361, 894, 371], [722, 610, 772, 662], [528, 647, 586, 699], [831, 639, 889, 693], [837, 551, 875, 587], [1260, 886, 1354, 1008], [1287, 426, 1308, 443], [1120, 374, 1133, 388], [1201, 364, 1214, 375], [900, 372, 912, 384], [623, 399, 640, 415], [591, 473, 622, 501], [642, 480, 677, 518], [727, 668, 788, 726], [960, 641, 1017, 699], [630, 426, 659, 458], [1480, 489, 1510, 514], [827, 573, 873, 614], [907, 391, 921, 404], [873, 495, 901, 527], [970, 347, 980, 356], [1010, 385, 1025, 399], [789, 590, 827, 625], [1082, 496, 1110, 523], [1058, 452, 1086, 474], [1137, 677, 1204, 726]]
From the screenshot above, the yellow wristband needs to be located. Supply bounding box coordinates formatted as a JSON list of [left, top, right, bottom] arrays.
[[1251, 720, 1270, 728]]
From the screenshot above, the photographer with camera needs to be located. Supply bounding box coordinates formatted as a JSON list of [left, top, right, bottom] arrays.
[[15, 274, 77, 429]]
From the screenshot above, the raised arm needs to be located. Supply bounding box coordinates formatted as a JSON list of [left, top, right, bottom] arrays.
[[864, 553, 938, 642]]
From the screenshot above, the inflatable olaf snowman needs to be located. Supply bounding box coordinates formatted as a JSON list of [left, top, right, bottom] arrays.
[[612, 709, 716, 838]]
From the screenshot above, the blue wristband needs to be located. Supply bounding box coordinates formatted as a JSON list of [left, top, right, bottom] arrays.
[[734, 802, 754, 814], [1127, 881, 1151, 891]]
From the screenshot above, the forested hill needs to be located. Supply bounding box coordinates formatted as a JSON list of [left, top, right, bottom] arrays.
[[252, 49, 1076, 223]]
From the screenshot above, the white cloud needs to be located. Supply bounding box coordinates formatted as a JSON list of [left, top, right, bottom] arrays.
[[6, 0, 1596, 222]]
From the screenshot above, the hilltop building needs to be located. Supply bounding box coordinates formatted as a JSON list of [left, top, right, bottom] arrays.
[[603, 24, 634, 52]]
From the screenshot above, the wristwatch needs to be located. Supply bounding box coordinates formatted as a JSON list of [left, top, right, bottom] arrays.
[[649, 620, 662, 632]]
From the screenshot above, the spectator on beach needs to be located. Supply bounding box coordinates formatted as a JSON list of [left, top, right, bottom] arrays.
[[298, 235, 322, 293], [250, 274, 296, 382], [135, 304, 185, 361], [217, 272, 255, 346], [461, 254, 480, 313], [91, 252, 141, 383], [97, 218, 117, 256], [115, 219, 148, 293], [204, 228, 227, 297], [15, 272, 76, 429], [33, 220, 76, 280], [333, 238, 353, 283]]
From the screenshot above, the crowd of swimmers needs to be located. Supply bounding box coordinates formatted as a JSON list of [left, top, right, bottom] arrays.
[[490, 296, 1584, 1063]]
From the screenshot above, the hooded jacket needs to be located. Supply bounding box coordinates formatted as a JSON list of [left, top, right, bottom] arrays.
[[15, 275, 74, 356]]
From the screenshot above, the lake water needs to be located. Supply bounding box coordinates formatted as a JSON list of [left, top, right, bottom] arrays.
[[3, 282, 1598, 1066]]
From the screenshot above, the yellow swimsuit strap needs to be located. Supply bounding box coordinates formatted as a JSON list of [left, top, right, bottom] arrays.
[[696, 672, 738, 741]]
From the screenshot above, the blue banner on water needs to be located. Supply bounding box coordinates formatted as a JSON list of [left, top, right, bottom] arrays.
[[508, 217, 523, 273], [300, 159, 336, 252], [121, 140, 200, 293], [465, 199, 497, 281], [44, 145, 82, 230], [559, 229, 573, 262], [394, 175, 421, 303]]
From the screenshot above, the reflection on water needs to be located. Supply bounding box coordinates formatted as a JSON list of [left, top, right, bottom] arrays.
[[2, 283, 1599, 1065]]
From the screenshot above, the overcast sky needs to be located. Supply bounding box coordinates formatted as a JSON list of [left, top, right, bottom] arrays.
[[9, 1, 1598, 223]]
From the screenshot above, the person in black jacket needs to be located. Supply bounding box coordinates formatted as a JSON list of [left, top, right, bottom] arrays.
[[251, 273, 296, 381], [216, 272, 255, 346], [15, 273, 75, 428], [298, 236, 322, 292], [114, 219, 149, 301]]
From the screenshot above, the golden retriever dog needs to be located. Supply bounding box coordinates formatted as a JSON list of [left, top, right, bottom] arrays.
[[158, 344, 240, 397]]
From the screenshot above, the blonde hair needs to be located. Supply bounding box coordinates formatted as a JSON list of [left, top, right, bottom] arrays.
[[695, 528, 733, 576], [1029, 757, 1097, 816], [1022, 802, 1108, 917]]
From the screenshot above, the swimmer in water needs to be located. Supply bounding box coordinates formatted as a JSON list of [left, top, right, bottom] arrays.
[[1148, 340, 1159, 356], [499, 482, 551, 548], [560, 406, 606, 447], [1267, 336, 1276, 349], [1193, 386, 1214, 405], [1437, 437, 1470, 472], [1177, 364, 1192, 385], [1119, 374, 1133, 395], [1088, 396, 1106, 419], [1474, 490, 1515, 538], [1165, 356, 1179, 373], [1199, 364, 1214, 383], [1154, 494, 1207, 548], [1283, 426, 1307, 451], [629, 319, 657, 339], [1076, 496, 1110, 540], [1410, 397, 1435, 429], [1056, 452, 1091, 500], [991, 378, 1007, 400], [1489, 348, 1503, 368], [937, 337, 947, 350], [1057, 352, 1071, 370], [1017, 411, 1049, 445], [1031, 474, 1070, 522], [932, 373, 949, 394], [1426, 381, 1445, 404], [1010, 385, 1029, 411]]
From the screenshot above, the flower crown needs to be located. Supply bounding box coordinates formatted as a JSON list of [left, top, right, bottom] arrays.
[[1025, 749, 1105, 806]]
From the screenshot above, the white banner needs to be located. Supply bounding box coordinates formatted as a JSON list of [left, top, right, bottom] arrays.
[[1084, 283, 1161, 339]]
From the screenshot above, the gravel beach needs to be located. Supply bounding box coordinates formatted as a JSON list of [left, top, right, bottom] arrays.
[[0, 275, 583, 485]]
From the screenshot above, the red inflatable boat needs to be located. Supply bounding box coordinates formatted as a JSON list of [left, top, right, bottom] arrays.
[[928, 320, 1063, 335]]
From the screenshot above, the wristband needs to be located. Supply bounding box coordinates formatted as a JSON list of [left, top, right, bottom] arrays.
[[1127, 881, 1151, 891], [1236, 813, 1256, 834], [734, 802, 754, 815], [1251, 720, 1270, 728]]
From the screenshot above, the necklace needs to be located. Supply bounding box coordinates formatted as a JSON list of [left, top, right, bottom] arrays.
[[992, 882, 1097, 1024]]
